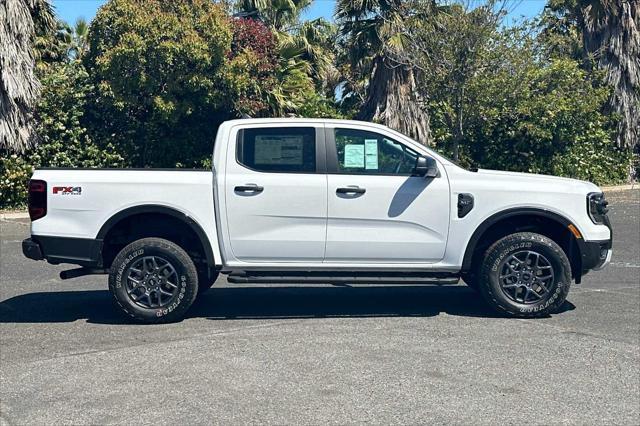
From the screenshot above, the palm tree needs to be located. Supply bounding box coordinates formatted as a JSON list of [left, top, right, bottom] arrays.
[[234, 0, 336, 114], [576, 0, 639, 153], [0, 0, 55, 153], [236, 0, 311, 31], [336, 0, 432, 144], [282, 18, 339, 96], [61, 17, 89, 60]]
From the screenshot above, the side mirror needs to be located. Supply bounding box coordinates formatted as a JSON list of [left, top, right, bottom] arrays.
[[413, 156, 439, 178]]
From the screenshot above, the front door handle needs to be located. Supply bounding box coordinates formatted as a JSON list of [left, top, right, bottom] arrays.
[[235, 184, 264, 193], [336, 186, 366, 195]]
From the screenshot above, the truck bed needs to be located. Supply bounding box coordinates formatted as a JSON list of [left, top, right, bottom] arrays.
[[29, 168, 221, 265]]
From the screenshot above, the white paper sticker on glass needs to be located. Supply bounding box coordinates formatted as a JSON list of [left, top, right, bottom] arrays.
[[364, 139, 378, 170], [254, 135, 304, 165], [344, 144, 365, 168]]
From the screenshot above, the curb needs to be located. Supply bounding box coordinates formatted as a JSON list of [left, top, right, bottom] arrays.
[[0, 211, 29, 220], [601, 184, 638, 192]]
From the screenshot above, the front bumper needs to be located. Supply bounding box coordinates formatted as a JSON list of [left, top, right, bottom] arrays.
[[581, 240, 612, 272], [580, 214, 613, 274], [592, 248, 612, 271]]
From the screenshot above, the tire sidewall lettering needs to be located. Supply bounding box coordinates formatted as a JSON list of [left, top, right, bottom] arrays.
[[109, 238, 198, 323], [115, 249, 144, 289], [156, 275, 188, 317], [482, 233, 572, 317], [519, 282, 564, 313], [492, 242, 532, 272]]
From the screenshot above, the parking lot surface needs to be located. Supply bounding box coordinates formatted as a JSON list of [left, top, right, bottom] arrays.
[[1, 189, 638, 425]]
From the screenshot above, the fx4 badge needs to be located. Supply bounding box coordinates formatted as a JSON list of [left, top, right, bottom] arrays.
[[52, 186, 82, 195]]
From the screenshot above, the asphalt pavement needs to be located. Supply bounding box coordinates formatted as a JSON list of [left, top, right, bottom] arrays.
[[1, 190, 638, 425]]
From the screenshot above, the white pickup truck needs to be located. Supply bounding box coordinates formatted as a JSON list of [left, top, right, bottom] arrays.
[[22, 118, 612, 323]]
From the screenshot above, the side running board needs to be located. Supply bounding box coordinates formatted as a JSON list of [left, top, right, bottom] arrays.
[[227, 271, 459, 285]]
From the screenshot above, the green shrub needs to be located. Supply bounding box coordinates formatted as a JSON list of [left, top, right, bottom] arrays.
[[33, 61, 124, 169], [425, 27, 631, 185], [552, 129, 632, 185], [0, 61, 124, 209], [84, 0, 234, 168], [298, 93, 344, 119], [0, 154, 34, 209]]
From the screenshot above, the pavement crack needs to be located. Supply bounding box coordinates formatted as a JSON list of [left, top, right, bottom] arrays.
[[609, 262, 640, 268], [572, 287, 639, 296], [514, 318, 640, 348], [4, 319, 304, 366]]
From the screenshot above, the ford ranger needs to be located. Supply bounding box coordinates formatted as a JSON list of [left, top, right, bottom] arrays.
[[22, 118, 612, 322]]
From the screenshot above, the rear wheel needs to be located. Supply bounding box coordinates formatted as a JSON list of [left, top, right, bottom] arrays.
[[108, 238, 198, 323], [478, 232, 571, 317]]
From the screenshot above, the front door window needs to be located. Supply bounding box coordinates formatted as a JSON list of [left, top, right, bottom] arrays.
[[334, 128, 419, 175]]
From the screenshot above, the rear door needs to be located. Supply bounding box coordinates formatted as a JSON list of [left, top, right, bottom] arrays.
[[325, 125, 450, 263], [224, 124, 327, 262]]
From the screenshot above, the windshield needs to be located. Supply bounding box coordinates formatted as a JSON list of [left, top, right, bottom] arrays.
[[413, 138, 477, 172]]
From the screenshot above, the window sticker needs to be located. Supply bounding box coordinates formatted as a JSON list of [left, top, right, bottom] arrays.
[[344, 144, 365, 168], [364, 139, 378, 170], [254, 135, 304, 165]]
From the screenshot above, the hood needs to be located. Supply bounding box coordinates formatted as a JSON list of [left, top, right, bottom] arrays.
[[475, 169, 601, 194]]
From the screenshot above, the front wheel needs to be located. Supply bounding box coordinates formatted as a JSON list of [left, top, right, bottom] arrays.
[[108, 238, 199, 323], [479, 232, 571, 317]]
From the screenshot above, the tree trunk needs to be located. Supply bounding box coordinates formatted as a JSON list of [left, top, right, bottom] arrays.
[[452, 87, 464, 162], [357, 56, 432, 145], [580, 0, 639, 152]]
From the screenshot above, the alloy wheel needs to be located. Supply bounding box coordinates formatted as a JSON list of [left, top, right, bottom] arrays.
[[499, 250, 555, 304], [126, 256, 179, 309]]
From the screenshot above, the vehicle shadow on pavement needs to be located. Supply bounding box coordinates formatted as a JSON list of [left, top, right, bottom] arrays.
[[0, 285, 576, 325]]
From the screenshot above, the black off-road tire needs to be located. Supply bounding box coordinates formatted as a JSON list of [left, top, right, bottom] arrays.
[[478, 232, 571, 317], [197, 270, 220, 295], [108, 238, 198, 323]]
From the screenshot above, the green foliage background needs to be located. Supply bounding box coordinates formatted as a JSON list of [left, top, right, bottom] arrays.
[[84, 0, 234, 168], [0, 0, 635, 209]]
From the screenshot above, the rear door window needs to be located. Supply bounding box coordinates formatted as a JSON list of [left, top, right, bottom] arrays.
[[237, 127, 316, 173]]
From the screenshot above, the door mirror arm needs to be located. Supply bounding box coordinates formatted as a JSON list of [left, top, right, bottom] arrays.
[[413, 156, 439, 178]]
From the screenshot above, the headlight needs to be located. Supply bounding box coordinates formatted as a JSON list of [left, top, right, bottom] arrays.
[[587, 192, 609, 224]]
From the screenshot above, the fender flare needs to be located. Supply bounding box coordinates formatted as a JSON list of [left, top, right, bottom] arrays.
[[96, 205, 216, 266], [461, 207, 585, 273]]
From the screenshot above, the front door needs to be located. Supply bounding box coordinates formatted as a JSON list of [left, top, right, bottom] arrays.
[[225, 125, 327, 262], [325, 126, 450, 263]]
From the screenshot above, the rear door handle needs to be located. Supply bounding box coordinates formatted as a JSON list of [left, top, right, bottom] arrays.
[[235, 184, 264, 193], [336, 186, 366, 194]]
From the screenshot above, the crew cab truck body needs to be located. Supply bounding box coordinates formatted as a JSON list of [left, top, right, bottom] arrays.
[[22, 118, 613, 322]]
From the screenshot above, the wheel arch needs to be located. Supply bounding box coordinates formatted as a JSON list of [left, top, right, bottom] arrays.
[[97, 205, 216, 268], [461, 208, 586, 282]]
